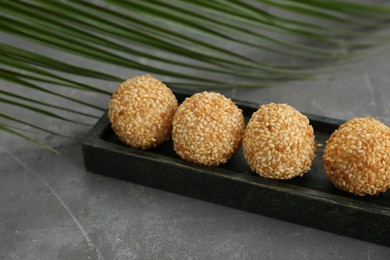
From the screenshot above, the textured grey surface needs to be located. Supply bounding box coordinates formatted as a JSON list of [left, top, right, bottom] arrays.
[[2, 145, 390, 260], [1, 24, 390, 260]]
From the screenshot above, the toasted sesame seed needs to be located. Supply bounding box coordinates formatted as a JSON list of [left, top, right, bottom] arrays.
[[172, 92, 245, 166], [108, 75, 178, 150], [323, 117, 390, 196], [243, 103, 316, 180]]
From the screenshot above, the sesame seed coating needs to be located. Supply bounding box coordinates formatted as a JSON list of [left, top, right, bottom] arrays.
[[243, 103, 316, 180], [323, 117, 390, 196], [108, 75, 178, 150], [172, 92, 245, 166]]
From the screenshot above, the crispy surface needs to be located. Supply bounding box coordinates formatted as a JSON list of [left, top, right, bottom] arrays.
[[172, 92, 245, 166], [323, 117, 390, 196], [108, 75, 178, 150], [243, 103, 316, 180]]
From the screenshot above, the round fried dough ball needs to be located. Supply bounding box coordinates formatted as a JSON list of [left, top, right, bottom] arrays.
[[323, 117, 390, 196], [108, 75, 178, 150], [172, 92, 245, 166], [243, 103, 316, 179]]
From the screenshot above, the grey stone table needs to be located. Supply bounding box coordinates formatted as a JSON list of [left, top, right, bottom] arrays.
[[1, 34, 390, 259]]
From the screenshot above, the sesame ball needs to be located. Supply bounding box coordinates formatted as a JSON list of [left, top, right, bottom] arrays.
[[323, 117, 390, 196], [243, 103, 316, 179], [108, 75, 178, 150], [172, 92, 245, 166]]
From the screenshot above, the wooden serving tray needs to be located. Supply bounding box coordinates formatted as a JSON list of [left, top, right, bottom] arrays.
[[82, 89, 390, 247]]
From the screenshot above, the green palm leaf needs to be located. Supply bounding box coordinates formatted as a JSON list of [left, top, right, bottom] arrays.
[[1, 0, 389, 152], [0, 43, 122, 81], [0, 123, 60, 154], [0, 113, 73, 138]]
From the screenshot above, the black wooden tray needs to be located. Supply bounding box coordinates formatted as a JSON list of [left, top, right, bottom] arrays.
[[82, 89, 390, 247]]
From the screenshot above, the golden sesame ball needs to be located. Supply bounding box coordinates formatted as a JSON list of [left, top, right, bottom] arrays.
[[243, 103, 316, 180], [108, 75, 178, 150], [172, 92, 245, 166], [323, 117, 390, 196]]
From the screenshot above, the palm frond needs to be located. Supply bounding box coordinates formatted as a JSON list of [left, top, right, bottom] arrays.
[[0, 43, 122, 81], [0, 89, 100, 119], [0, 113, 73, 138], [0, 96, 93, 126], [1, 0, 390, 151], [0, 123, 60, 154], [0, 69, 104, 111]]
